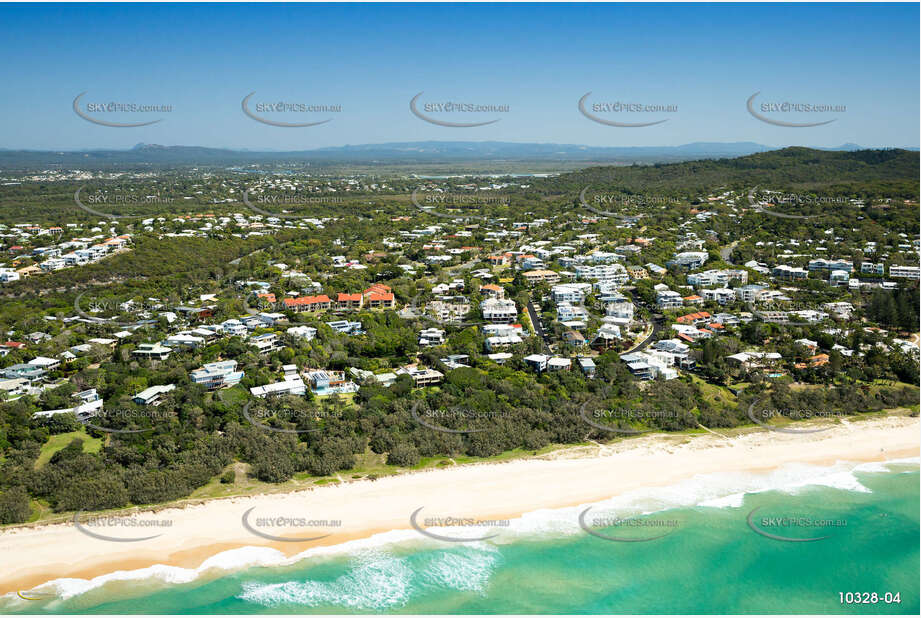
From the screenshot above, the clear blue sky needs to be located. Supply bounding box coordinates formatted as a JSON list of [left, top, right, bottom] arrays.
[[0, 2, 917, 150]]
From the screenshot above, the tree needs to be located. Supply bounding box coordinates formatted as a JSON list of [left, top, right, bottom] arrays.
[[387, 442, 420, 467], [0, 486, 32, 524]]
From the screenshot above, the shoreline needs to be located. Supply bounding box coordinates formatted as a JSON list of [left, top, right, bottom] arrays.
[[1, 414, 918, 597]]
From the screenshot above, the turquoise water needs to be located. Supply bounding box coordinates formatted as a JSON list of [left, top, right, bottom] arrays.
[[4, 463, 918, 615]]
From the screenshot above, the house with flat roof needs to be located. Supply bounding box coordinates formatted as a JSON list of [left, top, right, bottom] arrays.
[[190, 360, 244, 391], [304, 369, 360, 395], [133, 384, 176, 406], [396, 367, 444, 387], [250, 374, 307, 398], [131, 342, 172, 361], [250, 333, 281, 354], [481, 298, 518, 324]]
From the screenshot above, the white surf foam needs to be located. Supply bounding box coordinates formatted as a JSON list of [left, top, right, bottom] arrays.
[[4, 456, 915, 608]]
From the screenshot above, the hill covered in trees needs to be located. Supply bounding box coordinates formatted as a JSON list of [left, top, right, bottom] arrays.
[[537, 147, 919, 200]]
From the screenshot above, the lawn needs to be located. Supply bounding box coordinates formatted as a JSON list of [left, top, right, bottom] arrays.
[[35, 429, 103, 468]]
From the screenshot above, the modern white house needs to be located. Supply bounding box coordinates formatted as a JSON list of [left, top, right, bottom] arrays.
[[604, 299, 634, 324], [557, 302, 589, 322], [656, 290, 684, 309], [131, 342, 173, 360], [190, 360, 244, 390], [287, 325, 318, 341], [668, 251, 708, 270], [701, 288, 736, 305], [250, 333, 281, 354], [250, 374, 307, 398], [419, 328, 446, 346], [0, 268, 21, 283], [133, 384, 176, 406]]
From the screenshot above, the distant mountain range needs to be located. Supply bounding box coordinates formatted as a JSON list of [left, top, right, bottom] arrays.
[[0, 140, 910, 170]]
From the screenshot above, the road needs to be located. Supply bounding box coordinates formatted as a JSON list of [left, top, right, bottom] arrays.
[[623, 316, 663, 354], [719, 240, 738, 264], [621, 287, 663, 354], [526, 299, 552, 353]]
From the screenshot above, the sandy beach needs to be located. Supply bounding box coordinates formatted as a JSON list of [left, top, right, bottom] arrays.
[[1, 414, 918, 595]]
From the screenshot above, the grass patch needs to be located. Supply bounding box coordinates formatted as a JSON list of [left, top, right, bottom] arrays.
[[35, 429, 103, 468]]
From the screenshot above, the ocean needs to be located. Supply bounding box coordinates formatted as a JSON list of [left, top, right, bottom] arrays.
[[3, 459, 918, 615]]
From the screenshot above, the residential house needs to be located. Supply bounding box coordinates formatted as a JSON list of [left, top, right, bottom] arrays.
[[133, 384, 176, 406], [250, 333, 281, 354], [131, 342, 172, 360], [190, 360, 244, 390]]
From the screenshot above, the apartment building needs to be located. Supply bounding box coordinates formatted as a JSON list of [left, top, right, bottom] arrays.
[[701, 288, 736, 305], [479, 283, 505, 299], [687, 269, 748, 288], [336, 293, 364, 311], [604, 298, 634, 324], [889, 265, 920, 279], [428, 297, 471, 322], [626, 265, 649, 280], [284, 295, 333, 313], [481, 298, 518, 324], [364, 284, 396, 309], [551, 283, 592, 303], [656, 290, 684, 309], [557, 302, 589, 322], [521, 269, 560, 285], [808, 258, 853, 272], [575, 263, 629, 287], [667, 251, 708, 270], [418, 328, 446, 346], [772, 265, 809, 281], [735, 285, 767, 303]]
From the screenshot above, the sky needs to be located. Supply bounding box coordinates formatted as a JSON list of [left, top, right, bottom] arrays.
[[0, 2, 917, 151]]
